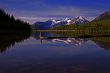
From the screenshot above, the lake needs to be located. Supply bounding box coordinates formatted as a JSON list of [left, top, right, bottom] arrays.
[[0, 32, 110, 73]]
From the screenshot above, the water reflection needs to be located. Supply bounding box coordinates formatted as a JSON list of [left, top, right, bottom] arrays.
[[32, 32, 110, 50], [52, 38, 88, 46], [0, 31, 110, 73], [0, 31, 110, 53], [92, 37, 110, 50], [32, 32, 89, 46], [0, 33, 30, 53]]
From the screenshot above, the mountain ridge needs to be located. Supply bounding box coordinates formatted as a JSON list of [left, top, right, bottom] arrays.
[[93, 11, 110, 21], [32, 16, 89, 30]]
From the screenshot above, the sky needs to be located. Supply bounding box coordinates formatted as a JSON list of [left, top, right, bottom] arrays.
[[0, 0, 110, 24]]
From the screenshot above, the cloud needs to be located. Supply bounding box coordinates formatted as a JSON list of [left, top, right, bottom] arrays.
[[13, 5, 101, 24], [16, 16, 63, 24], [43, 6, 100, 16], [12, 5, 101, 17], [0, 0, 109, 24]]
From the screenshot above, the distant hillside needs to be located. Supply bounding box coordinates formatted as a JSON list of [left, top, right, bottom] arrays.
[[51, 19, 110, 37], [51, 11, 110, 37], [93, 11, 110, 21], [0, 9, 31, 31]]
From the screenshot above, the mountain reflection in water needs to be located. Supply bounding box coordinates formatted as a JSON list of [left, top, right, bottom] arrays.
[[32, 32, 110, 50]]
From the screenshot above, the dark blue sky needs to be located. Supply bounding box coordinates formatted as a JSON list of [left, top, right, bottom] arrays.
[[0, 0, 110, 23]]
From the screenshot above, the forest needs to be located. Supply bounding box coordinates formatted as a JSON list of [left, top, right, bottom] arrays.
[[0, 9, 31, 32]]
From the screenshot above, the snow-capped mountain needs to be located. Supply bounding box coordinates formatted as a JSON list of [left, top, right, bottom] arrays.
[[32, 16, 89, 30], [75, 16, 89, 24]]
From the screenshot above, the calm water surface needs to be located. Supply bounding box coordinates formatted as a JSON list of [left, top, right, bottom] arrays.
[[0, 32, 110, 73]]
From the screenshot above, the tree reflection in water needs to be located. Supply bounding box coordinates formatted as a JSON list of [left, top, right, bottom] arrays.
[[92, 37, 110, 50], [0, 33, 30, 53]]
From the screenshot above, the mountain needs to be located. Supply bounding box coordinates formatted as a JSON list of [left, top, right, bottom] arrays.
[[32, 19, 67, 30], [72, 16, 89, 24], [32, 16, 89, 30], [32, 20, 53, 30], [93, 11, 110, 21]]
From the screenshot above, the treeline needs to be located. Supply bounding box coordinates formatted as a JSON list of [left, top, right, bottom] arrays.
[[0, 9, 31, 31]]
